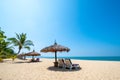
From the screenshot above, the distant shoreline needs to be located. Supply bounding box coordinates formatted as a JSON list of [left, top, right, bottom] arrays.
[[39, 56, 120, 61]]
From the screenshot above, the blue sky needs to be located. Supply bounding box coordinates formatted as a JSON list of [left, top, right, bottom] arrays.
[[0, 0, 120, 57]]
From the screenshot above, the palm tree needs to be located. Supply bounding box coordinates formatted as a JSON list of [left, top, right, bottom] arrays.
[[8, 33, 34, 54], [0, 27, 15, 58], [0, 27, 7, 56]]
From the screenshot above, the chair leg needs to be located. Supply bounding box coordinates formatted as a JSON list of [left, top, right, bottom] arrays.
[[70, 65, 72, 70], [63, 65, 66, 69]]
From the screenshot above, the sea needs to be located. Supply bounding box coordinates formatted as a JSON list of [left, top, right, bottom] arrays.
[[40, 56, 120, 61]]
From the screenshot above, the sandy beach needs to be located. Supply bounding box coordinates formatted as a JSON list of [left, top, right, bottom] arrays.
[[0, 58, 120, 80]]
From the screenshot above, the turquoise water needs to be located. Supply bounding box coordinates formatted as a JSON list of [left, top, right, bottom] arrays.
[[40, 56, 120, 61]]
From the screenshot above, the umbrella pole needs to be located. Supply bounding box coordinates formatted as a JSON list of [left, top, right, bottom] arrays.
[[55, 51, 57, 62], [54, 51, 58, 67], [32, 56, 34, 59]]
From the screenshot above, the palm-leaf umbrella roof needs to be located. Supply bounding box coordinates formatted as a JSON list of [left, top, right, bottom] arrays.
[[17, 50, 40, 60], [40, 42, 70, 52], [25, 50, 40, 56], [18, 53, 25, 56]]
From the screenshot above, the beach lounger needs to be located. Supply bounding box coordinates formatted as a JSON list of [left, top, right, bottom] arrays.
[[29, 58, 40, 62], [58, 59, 66, 68], [35, 58, 40, 62], [64, 59, 80, 70]]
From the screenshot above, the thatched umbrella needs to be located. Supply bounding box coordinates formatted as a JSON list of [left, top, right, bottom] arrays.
[[25, 50, 40, 59], [18, 53, 25, 56], [17, 53, 26, 59], [40, 42, 70, 67]]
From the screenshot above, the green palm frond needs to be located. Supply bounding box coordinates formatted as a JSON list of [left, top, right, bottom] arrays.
[[8, 38, 19, 46], [15, 33, 20, 40], [20, 33, 26, 44], [24, 40, 34, 46], [24, 46, 30, 51]]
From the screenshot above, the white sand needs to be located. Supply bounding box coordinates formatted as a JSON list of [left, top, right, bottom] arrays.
[[0, 58, 120, 80]]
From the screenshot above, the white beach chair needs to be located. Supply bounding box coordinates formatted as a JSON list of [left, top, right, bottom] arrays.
[[64, 59, 80, 70], [58, 59, 66, 68]]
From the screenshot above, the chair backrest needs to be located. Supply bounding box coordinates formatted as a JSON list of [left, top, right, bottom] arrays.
[[36, 58, 39, 62], [64, 59, 72, 67], [58, 59, 65, 66]]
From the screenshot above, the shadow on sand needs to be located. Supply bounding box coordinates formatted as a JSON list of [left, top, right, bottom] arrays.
[[47, 66, 82, 72], [14, 61, 43, 64]]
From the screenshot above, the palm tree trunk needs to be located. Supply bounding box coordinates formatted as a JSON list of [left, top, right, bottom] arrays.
[[17, 49, 21, 54]]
